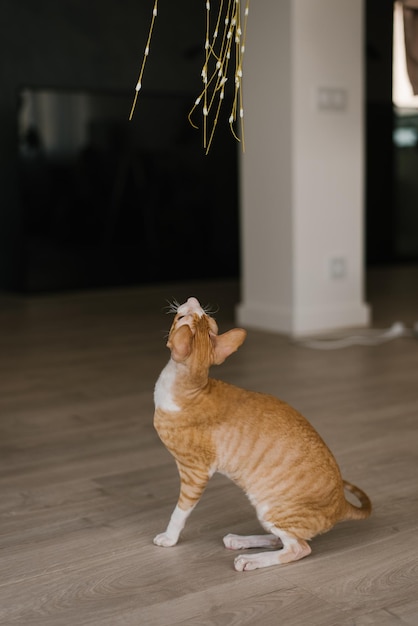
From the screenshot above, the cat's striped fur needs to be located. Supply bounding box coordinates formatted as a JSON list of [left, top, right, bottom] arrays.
[[153, 297, 371, 571]]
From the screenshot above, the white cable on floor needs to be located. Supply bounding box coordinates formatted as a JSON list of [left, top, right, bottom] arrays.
[[296, 321, 415, 350]]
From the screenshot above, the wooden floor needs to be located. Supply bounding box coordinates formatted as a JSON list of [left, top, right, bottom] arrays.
[[1, 266, 418, 626]]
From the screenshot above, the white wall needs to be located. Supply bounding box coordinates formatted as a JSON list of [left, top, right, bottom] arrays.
[[237, 0, 370, 336]]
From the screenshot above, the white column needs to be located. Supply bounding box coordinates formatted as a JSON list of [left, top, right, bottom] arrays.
[[237, 0, 370, 336]]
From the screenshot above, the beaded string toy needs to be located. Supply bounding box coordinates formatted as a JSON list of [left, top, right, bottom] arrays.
[[129, 0, 250, 153]]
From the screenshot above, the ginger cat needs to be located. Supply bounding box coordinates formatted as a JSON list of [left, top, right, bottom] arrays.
[[153, 297, 371, 571]]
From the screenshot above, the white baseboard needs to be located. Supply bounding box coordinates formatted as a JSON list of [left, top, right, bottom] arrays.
[[236, 300, 371, 337]]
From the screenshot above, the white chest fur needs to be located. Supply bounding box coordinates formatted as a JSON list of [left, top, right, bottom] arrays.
[[154, 359, 181, 412]]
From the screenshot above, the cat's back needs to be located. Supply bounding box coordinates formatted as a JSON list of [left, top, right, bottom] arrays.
[[206, 378, 340, 480], [208, 378, 320, 435]]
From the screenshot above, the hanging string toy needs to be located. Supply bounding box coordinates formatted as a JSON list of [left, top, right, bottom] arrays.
[[129, 0, 250, 153]]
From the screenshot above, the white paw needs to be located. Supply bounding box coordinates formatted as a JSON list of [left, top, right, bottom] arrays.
[[234, 554, 259, 571], [223, 534, 247, 550], [153, 532, 178, 547], [234, 552, 279, 571]]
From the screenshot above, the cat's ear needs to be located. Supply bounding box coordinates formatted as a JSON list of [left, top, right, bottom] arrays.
[[212, 328, 247, 365], [167, 325, 193, 362]]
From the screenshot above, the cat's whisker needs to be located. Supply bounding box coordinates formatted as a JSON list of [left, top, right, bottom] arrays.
[[164, 298, 217, 318], [203, 303, 220, 316], [163, 299, 181, 315]]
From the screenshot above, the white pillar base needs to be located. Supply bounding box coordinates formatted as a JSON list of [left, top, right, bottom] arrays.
[[237, 300, 370, 337]]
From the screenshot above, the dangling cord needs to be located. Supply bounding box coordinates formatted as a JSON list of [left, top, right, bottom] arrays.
[[188, 0, 250, 153], [189, 0, 233, 141], [188, 0, 229, 132], [229, 0, 249, 150], [129, 0, 250, 152], [129, 0, 159, 121], [202, 0, 212, 149]]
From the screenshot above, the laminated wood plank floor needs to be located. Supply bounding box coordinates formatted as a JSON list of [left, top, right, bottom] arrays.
[[1, 267, 418, 625]]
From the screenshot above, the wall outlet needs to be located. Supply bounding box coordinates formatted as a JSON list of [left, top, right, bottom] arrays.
[[329, 257, 347, 279], [317, 87, 347, 111]]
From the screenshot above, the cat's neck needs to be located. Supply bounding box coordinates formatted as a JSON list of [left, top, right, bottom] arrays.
[[154, 357, 209, 412]]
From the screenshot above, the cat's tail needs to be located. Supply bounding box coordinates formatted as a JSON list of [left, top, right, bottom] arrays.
[[341, 480, 372, 520]]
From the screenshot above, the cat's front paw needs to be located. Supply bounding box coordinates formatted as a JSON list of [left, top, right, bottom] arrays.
[[153, 532, 178, 547]]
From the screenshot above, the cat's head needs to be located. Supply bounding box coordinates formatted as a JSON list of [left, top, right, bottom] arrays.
[[166, 297, 246, 367]]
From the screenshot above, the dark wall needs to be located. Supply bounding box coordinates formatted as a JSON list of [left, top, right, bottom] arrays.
[[365, 0, 395, 265], [0, 1, 239, 291], [3, 1, 403, 290]]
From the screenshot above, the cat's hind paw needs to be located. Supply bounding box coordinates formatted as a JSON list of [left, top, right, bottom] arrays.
[[223, 533, 247, 550], [153, 532, 178, 547], [233, 551, 280, 571]]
